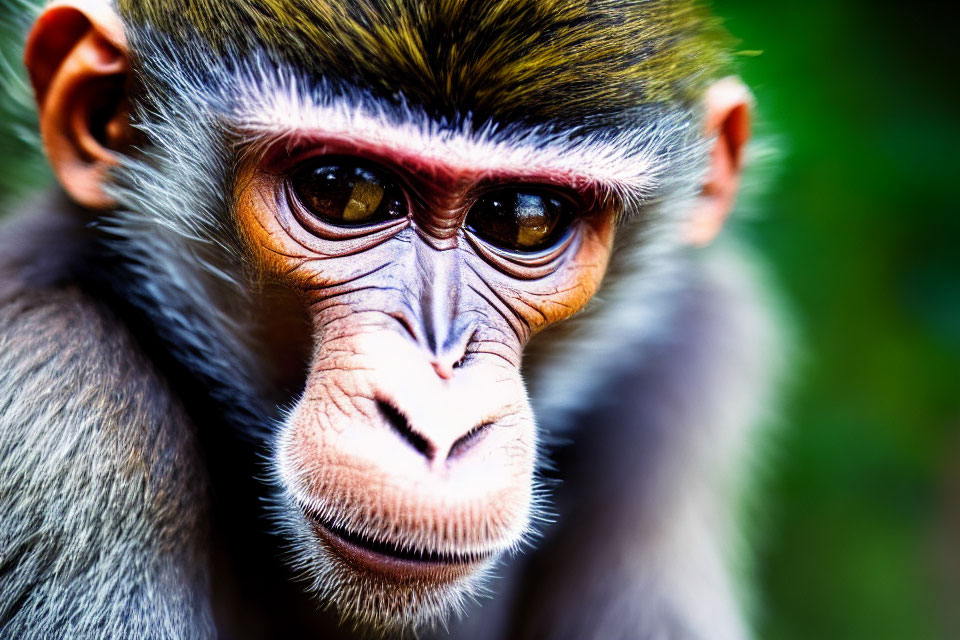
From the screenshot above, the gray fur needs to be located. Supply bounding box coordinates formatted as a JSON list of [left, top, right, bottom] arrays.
[[0, 202, 214, 639]]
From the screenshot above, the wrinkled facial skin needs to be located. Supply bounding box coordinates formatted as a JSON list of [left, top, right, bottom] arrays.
[[235, 135, 615, 628]]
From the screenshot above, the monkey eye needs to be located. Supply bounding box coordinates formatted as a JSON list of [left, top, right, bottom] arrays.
[[466, 189, 575, 253], [291, 160, 407, 226]]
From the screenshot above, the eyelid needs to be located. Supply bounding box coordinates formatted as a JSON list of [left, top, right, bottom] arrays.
[[464, 223, 580, 279], [287, 153, 398, 184], [256, 135, 608, 207], [259, 141, 397, 181]]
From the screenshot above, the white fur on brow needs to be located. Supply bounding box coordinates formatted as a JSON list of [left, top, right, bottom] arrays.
[[230, 66, 700, 211]]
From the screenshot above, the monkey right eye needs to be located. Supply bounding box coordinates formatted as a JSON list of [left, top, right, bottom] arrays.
[[466, 188, 576, 254], [291, 160, 407, 226]]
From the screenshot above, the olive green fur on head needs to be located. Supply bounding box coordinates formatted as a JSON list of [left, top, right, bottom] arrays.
[[115, 0, 731, 129]]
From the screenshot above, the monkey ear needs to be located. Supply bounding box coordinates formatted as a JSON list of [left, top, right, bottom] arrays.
[[685, 77, 753, 246], [25, 0, 133, 210]]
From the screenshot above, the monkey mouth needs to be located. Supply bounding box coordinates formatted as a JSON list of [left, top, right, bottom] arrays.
[[305, 509, 494, 580]]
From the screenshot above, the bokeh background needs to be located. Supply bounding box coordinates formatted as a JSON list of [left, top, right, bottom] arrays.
[[1, 2, 958, 639], [713, 2, 960, 639]]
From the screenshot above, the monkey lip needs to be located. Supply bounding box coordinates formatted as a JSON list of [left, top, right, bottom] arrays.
[[306, 510, 493, 581]]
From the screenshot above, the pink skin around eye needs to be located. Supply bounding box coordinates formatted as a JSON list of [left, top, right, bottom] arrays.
[[259, 133, 605, 210]]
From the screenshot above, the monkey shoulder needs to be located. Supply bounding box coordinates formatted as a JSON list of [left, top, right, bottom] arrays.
[[0, 203, 213, 638], [0, 281, 196, 474], [0, 201, 198, 486]]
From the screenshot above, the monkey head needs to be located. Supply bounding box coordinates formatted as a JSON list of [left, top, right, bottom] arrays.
[[24, 0, 750, 630]]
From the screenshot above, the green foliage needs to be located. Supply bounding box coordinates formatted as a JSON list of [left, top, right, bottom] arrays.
[[0, 0, 49, 203]]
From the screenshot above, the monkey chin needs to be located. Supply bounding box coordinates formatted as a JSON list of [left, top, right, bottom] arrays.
[[275, 492, 516, 633]]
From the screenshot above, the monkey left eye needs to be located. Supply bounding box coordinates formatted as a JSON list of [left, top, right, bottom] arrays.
[[291, 160, 407, 226], [466, 189, 575, 253]]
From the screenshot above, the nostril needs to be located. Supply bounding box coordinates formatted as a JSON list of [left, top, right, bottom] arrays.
[[448, 421, 494, 460], [431, 328, 476, 379], [431, 349, 469, 380], [377, 399, 435, 460]]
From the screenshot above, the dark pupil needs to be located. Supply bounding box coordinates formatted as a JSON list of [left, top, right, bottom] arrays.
[[468, 191, 570, 252], [293, 163, 405, 225]]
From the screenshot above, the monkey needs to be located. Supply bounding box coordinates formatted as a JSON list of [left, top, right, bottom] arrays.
[[0, 0, 782, 638]]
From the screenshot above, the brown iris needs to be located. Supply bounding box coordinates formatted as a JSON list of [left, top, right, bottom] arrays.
[[292, 160, 406, 226], [466, 189, 574, 253]]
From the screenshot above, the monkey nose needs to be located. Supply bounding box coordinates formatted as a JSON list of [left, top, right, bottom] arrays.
[[375, 397, 494, 466], [432, 360, 455, 380], [430, 345, 468, 380], [419, 321, 472, 380]]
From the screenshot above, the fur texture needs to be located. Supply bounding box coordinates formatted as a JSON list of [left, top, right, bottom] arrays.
[[0, 201, 214, 638], [116, 0, 730, 128], [0, 0, 783, 637]]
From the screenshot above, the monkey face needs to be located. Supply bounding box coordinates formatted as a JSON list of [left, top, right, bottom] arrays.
[[19, 0, 754, 633], [234, 133, 615, 627]]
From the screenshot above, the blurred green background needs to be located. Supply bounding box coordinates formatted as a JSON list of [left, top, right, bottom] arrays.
[[713, 2, 960, 639], [1, 2, 958, 639]]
